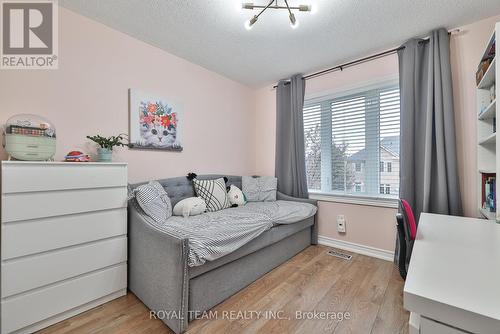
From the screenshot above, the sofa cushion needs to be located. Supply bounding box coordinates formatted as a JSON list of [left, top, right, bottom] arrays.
[[189, 216, 314, 278], [129, 181, 172, 223], [242, 176, 277, 202], [129, 175, 242, 207]]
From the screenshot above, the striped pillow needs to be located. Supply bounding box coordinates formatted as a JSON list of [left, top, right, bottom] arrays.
[[193, 178, 231, 212], [129, 181, 172, 222]]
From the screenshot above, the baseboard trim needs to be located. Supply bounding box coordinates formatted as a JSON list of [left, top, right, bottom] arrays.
[[318, 236, 394, 262]]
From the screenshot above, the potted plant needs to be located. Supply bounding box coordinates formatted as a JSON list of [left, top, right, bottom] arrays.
[[86, 133, 132, 162]]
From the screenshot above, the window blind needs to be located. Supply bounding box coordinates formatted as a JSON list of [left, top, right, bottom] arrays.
[[303, 84, 400, 199]]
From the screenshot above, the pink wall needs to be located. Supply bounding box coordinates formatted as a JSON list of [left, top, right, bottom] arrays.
[[450, 15, 500, 218], [253, 56, 399, 252], [0, 8, 255, 183], [317, 202, 397, 251]]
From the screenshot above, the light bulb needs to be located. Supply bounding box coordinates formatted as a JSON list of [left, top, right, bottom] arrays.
[[289, 13, 298, 29], [245, 16, 258, 30]]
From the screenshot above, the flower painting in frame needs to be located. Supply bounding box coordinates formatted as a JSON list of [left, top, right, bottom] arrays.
[[129, 89, 183, 151]]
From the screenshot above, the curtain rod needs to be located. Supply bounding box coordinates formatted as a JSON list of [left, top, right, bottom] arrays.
[[272, 29, 460, 89]]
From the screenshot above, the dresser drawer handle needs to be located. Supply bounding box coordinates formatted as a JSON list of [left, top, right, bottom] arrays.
[[26, 145, 39, 148], [26, 153, 38, 156]]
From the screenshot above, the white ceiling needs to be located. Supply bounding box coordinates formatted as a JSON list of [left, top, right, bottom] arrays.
[[59, 0, 500, 87]]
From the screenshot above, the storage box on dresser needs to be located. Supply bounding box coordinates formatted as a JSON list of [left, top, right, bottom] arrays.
[[0, 161, 128, 334]]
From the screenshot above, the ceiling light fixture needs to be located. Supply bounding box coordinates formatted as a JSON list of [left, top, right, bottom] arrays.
[[241, 0, 312, 30]]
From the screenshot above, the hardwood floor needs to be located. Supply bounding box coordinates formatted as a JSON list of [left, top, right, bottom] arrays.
[[38, 245, 409, 334]]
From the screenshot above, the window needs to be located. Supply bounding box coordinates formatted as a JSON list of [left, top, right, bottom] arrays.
[[379, 184, 391, 194], [304, 83, 400, 199]]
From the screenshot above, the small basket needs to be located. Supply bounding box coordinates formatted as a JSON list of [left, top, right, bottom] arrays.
[[3, 114, 56, 161]]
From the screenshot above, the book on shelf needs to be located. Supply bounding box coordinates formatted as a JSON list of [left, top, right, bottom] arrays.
[[476, 40, 496, 85], [481, 173, 496, 213]]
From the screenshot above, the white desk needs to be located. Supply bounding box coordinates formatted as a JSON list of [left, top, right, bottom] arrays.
[[404, 213, 500, 334]]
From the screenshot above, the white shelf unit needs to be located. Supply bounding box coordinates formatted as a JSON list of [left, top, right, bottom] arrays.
[[477, 23, 499, 222]]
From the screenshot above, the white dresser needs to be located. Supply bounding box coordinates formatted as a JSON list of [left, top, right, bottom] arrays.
[[404, 213, 500, 334], [0, 161, 128, 334]]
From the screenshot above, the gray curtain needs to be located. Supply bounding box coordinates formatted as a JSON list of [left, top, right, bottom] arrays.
[[396, 28, 463, 267], [275, 74, 309, 198], [398, 28, 463, 220]]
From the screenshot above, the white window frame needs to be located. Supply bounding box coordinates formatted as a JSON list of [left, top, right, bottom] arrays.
[[306, 76, 399, 208]]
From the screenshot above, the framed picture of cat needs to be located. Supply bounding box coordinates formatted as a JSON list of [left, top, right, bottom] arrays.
[[129, 89, 183, 151]]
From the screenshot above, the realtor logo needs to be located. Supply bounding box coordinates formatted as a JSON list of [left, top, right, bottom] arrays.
[[1, 0, 58, 69]]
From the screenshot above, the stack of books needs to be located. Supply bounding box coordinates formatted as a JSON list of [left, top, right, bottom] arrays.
[[482, 173, 496, 213]]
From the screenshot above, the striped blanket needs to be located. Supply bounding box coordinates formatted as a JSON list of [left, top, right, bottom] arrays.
[[142, 201, 316, 267]]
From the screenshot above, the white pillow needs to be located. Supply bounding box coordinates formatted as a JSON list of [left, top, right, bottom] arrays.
[[173, 197, 207, 218], [193, 178, 231, 212], [228, 185, 246, 206]]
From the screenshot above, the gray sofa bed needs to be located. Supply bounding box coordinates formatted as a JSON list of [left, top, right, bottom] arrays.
[[128, 175, 318, 334]]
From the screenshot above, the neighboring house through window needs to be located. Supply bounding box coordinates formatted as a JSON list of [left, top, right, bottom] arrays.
[[303, 81, 400, 199]]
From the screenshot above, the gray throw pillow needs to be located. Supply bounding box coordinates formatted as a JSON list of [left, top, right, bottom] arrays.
[[242, 176, 277, 202], [129, 181, 172, 222]]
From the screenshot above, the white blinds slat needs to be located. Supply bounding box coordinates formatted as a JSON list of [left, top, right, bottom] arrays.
[[303, 84, 400, 198]]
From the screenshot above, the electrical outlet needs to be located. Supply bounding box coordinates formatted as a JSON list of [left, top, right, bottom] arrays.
[[337, 214, 346, 233]]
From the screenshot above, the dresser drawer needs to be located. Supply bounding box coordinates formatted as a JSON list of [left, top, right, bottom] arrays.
[[2, 187, 127, 222], [420, 316, 468, 334], [2, 236, 127, 297], [2, 208, 127, 259], [2, 162, 127, 193], [1, 264, 127, 334]]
